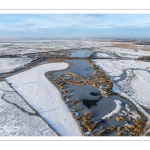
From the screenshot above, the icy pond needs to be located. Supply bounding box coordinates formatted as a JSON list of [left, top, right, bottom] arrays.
[[49, 59, 147, 136]]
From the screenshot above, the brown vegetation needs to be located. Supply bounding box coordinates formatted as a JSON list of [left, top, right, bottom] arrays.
[[137, 56, 150, 62], [116, 116, 124, 121], [82, 112, 99, 132]]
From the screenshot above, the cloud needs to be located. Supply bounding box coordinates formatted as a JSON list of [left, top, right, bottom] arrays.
[[0, 14, 150, 38], [0, 14, 150, 32]]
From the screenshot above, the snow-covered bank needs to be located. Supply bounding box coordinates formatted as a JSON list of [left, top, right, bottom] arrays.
[[0, 58, 32, 74], [0, 81, 57, 136], [92, 59, 150, 111], [6, 63, 81, 136], [92, 52, 117, 59], [92, 59, 150, 81], [102, 100, 122, 119]]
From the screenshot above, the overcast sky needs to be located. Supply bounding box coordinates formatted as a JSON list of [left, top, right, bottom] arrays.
[[0, 14, 150, 39]]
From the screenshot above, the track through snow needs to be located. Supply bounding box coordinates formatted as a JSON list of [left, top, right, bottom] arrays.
[[6, 63, 81, 136]]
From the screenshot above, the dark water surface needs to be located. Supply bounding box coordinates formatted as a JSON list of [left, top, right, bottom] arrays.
[[51, 59, 147, 136], [53, 59, 94, 81]]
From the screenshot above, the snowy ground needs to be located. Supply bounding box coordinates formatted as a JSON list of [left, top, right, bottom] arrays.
[[0, 40, 111, 55], [6, 63, 81, 136], [92, 52, 117, 59], [92, 59, 150, 110], [0, 81, 57, 136], [94, 47, 150, 59], [0, 38, 149, 55], [0, 58, 32, 74]]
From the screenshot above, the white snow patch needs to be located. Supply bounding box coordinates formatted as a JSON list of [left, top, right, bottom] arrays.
[[0, 81, 57, 136], [93, 52, 117, 59], [112, 82, 121, 94], [0, 129, 4, 136], [128, 111, 139, 120], [0, 81, 35, 114], [0, 97, 58, 136], [102, 100, 122, 119], [131, 70, 150, 109], [125, 104, 130, 112], [0, 58, 32, 74], [97, 47, 150, 59], [125, 123, 135, 128], [92, 59, 150, 81], [3, 92, 35, 114], [124, 104, 139, 120], [6, 63, 81, 136], [0, 81, 14, 92]]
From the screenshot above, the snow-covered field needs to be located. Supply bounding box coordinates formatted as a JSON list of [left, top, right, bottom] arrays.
[[6, 63, 81, 136], [92, 59, 150, 81], [92, 59, 150, 110], [131, 70, 150, 109], [94, 47, 150, 59], [1, 40, 150, 57], [0, 58, 32, 74], [0, 40, 111, 55], [0, 81, 57, 136]]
